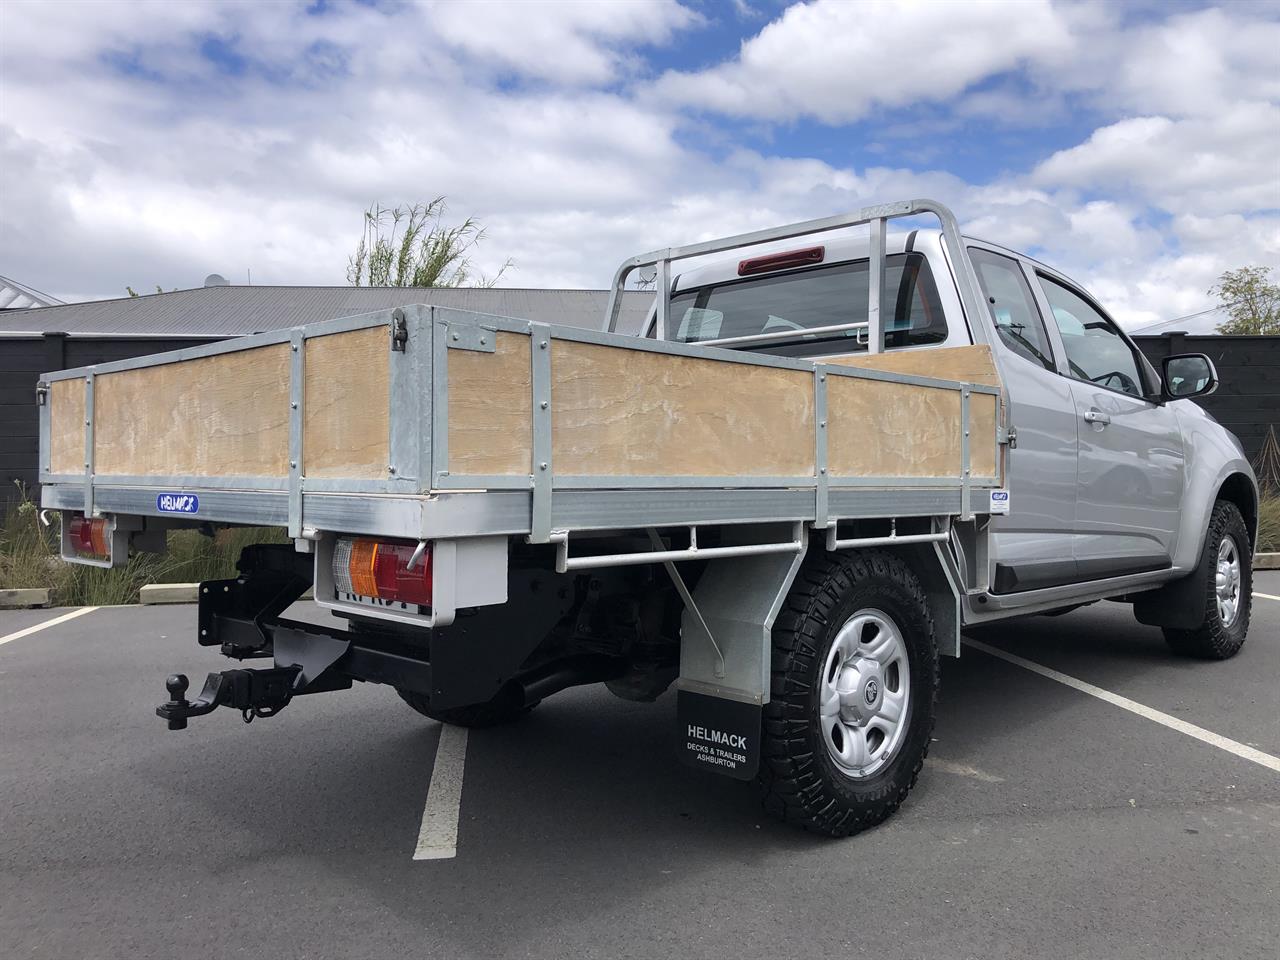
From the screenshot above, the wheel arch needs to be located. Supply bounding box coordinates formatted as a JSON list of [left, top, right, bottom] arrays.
[[1216, 471, 1258, 551]]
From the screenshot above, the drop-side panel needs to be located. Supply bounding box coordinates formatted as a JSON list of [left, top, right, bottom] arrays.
[[49, 377, 86, 475], [828, 378, 963, 478], [550, 339, 816, 477], [303, 326, 390, 479], [94, 344, 292, 477], [825, 344, 1001, 387], [445, 331, 533, 476]]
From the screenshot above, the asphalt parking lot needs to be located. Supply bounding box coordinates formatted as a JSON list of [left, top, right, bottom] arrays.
[[3, 576, 1278, 960]]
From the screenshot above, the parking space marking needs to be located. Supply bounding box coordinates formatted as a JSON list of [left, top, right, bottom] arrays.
[[963, 638, 1280, 775], [413, 723, 469, 860], [1253, 591, 1280, 602], [0, 607, 98, 647]]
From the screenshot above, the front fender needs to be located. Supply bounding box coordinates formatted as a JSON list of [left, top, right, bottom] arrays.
[[1171, 402, 1258, 572]]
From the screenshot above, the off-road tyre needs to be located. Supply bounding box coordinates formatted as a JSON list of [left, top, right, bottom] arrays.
[[397, 687, 539, 728], [759, 549, 940, 837], [1163, 500, 1252, 660]]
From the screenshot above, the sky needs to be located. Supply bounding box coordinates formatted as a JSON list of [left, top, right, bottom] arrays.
[[1, 0, 1278, 329]]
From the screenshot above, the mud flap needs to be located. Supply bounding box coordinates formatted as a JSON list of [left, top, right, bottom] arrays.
[[677, 689, 761, 780]]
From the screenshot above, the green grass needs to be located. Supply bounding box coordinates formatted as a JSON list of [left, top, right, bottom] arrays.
[[1, 484, 286, 606]]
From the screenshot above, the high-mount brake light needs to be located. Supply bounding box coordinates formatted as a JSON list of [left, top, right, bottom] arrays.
[[737, 245, 825, 276], [68, 515, 110, 559], [333, 537, 432, 607]]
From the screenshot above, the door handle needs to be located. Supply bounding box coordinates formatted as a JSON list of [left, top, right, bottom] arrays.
[[1083, 409, 1111, 426]]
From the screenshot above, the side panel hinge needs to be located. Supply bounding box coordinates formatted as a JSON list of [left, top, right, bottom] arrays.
[[998, 425, 1017, 449], [390, 308, 409, 352]]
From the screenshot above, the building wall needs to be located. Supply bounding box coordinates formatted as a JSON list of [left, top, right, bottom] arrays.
[[1, 334, 220, 506], [1134, 333, 1278, 469]]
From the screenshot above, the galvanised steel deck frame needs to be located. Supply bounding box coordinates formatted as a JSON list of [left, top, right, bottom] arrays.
[[37, 199, 1003, 558]]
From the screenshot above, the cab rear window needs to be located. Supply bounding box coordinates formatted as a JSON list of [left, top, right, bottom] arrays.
[[669, 252, 947, 358]]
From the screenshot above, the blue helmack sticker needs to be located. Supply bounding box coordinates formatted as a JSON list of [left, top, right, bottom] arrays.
[[156, 493, 199, 514]]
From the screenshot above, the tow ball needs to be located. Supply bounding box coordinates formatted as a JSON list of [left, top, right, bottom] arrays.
[[156, 666, 301, 730]]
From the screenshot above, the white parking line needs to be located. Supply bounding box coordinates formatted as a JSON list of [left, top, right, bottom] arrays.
[[1254, 591, 1280, 602], [963, 638, 1280, 775], [0, 607, 98, 647], [413, 723, 469, 860]]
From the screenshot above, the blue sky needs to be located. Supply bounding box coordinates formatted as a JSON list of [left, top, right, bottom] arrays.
[[2, 0, 1278, 328]]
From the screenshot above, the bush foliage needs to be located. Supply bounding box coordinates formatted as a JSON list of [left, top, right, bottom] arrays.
[[1, 484, 285, 606]]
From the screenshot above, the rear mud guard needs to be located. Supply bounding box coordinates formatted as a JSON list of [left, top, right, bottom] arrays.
[[675, 523, 808, 780]]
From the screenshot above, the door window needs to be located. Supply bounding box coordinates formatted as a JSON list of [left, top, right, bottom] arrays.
[[968, 248, 1055, 371], [1037, 275, 1146, 398]]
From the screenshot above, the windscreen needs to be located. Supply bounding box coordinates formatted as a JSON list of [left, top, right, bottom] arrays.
[[668, 253, 947, 358]]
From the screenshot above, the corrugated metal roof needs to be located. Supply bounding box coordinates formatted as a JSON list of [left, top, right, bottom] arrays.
[[0, 285, 654, 337], [1131, 307, 1228, 336], [0, 275, 63, 309]]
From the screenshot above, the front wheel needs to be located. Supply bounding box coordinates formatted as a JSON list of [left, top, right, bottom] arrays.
[[759, 550, 939, 837], [1163, 500, 1252, 659]]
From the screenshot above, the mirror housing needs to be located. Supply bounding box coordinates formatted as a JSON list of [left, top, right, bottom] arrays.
[[1161, 353, 1218, 401]]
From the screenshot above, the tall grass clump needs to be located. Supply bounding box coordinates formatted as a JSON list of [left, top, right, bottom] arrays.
[[1258, 488, 1279, 554], [1, 483, 286, 605]]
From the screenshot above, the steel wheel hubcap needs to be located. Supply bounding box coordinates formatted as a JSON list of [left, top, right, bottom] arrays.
[[819, 609, 910, 779], [1216, 535, 1242, 628]]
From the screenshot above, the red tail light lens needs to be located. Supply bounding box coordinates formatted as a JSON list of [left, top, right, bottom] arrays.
[[333, 537, 432, 607], [69, 515, 110, 558]]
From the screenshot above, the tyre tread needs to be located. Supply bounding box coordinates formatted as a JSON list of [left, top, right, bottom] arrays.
[[759, 549, 940, 837], [1163, 500, 1252, 660]]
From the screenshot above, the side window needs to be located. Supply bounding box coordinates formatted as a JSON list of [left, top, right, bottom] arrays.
[[1037, 275, 1145, 398], [968, 248, 1055, 371]]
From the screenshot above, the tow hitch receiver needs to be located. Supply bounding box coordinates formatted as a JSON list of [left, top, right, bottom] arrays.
[[157, 666, 305, 729]]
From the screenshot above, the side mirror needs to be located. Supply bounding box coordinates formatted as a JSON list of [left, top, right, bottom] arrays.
[[1161, 353, 1218, 401]]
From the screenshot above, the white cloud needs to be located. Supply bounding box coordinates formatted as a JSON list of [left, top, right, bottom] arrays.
[[653, 0, 1072, 123], [425, 0, 698, 85], [1032, 104, 1280, 216], [0, 0, 1276, 335]]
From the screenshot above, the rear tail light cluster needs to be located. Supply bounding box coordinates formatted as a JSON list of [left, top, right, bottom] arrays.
[[68, 515, 110, 559], [333, 537, 432, 608]]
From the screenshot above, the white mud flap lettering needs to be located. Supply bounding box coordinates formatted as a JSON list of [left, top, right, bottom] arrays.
[[677, 690, 761, 780]]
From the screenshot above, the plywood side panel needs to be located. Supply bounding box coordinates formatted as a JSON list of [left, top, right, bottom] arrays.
[[552, 341, 815, 477], [828, 379, 962, 478], [825, 344, 1001, 388], [50, 378, 85, 475], [94, 345, 291, 477], [447, 331, 533, 476], [970, 392, 999, 479], [304, 327, 389, 479]]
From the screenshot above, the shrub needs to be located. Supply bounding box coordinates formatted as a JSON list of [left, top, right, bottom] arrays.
[[0, 483, 286, 605]]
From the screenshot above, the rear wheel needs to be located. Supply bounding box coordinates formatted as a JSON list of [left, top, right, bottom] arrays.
[[759, 550, 939, 837], [1163, 500, 1252, 660], [397, 687, 538, 728]]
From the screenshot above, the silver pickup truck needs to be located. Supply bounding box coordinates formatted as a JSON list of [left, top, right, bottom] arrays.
[[40, 200, 1257, 837]]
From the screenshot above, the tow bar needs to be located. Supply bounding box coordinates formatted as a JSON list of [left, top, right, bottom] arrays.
[[156, 667, 303, 729]]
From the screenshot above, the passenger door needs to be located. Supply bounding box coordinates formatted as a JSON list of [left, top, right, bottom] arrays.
[[968, 247, 1080, 592], [1033, 274, 1185, 578]]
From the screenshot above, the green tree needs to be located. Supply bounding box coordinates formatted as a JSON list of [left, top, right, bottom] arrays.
[[1210, 266, 1280, 335], [346, 198, 510, 288]]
